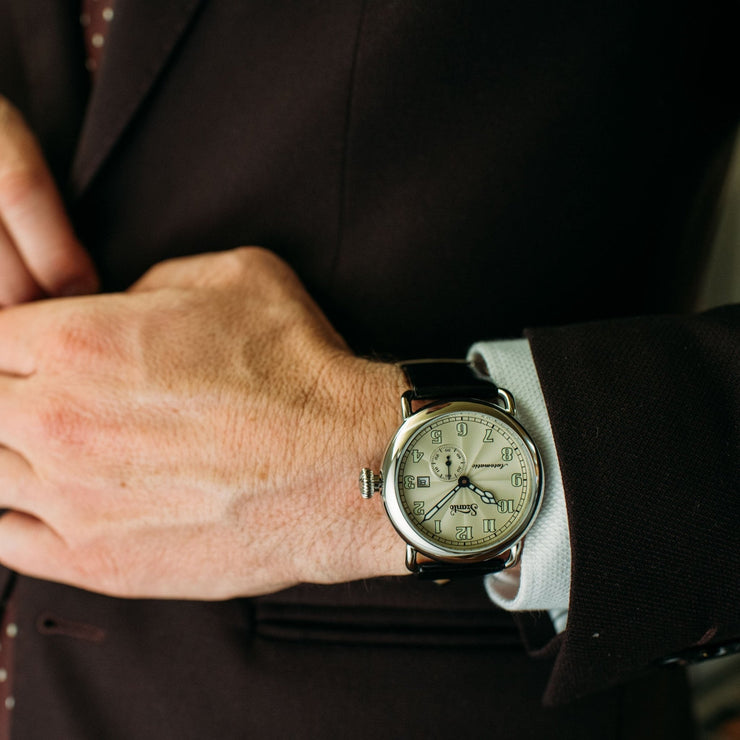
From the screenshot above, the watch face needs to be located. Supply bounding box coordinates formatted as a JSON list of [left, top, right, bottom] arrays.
[[382, 401, 543, 561]]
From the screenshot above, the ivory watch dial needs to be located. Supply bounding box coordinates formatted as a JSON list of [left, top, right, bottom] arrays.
[[393, 408, 539, 556]]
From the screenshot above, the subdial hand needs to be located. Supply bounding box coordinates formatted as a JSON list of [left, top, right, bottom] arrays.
[[464, 480, 497, 505], [422, 484, 462, 522]]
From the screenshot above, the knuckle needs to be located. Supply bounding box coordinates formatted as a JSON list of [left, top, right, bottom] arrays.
[[141, 258, 174, 281], [203, 247, 258, 284], [45, 312, 113, 364], [92, 554, 129, 597], [231, 245, 259, 262], [35, 390, 89, 453], [232, 246, 297, 294], [235, 245, 283, 272], [223, 246, 253, 270], [68, 542, 131, 597], [135, 256, 189, 289]]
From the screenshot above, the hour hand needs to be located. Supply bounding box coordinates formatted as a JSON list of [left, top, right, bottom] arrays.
[[422, 484, 461, 521], [466, 481, 497, 505]]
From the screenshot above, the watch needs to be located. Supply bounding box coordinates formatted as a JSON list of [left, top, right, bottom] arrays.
[[359, 359, 544, 579]]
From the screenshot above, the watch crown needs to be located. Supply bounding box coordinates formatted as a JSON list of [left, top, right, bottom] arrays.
[[359, 468, 383, 499]]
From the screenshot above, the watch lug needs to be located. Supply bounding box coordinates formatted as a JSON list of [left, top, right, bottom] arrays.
[[401, 391, 414, 419], [497, 387, 516, 415], [504, 540, 523, 568], [405, 545, 419, 573]]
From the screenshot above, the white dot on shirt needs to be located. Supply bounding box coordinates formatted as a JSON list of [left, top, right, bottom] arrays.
[[91, 33, 105, 49], [5, 624, 17, 639], [0, 668, 7, 682], [4, 697, 14, 711], [102, 7, 114, 22]]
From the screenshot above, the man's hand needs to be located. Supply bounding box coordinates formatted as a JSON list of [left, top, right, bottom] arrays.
[[0, 247, 408, 599], [0, 96, 98, 304]]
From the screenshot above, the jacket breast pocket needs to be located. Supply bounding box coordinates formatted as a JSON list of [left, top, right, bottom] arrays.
[[252, 576, 522, 649]]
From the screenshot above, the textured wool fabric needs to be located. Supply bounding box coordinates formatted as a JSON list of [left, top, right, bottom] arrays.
[[469, 339, 571, 624], [527, 308, 740, 705]]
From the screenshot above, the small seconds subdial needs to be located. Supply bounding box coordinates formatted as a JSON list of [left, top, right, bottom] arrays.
[[430, 446, 466, 481]]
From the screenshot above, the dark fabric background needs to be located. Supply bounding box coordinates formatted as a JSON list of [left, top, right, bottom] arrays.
[[0, 0, 738, 736]]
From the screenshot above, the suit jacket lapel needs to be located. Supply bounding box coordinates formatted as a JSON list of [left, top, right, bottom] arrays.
[[69, 0, 206, 198]]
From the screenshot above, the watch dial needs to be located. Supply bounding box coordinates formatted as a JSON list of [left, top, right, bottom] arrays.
[[395, 409, 538, 555]]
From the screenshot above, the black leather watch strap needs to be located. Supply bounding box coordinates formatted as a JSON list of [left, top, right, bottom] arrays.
[[416, 559, 507, 580], [399, 359, 498, 401]]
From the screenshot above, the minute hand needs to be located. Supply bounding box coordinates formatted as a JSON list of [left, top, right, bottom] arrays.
[[422, 485, 462, 522], [466, 481, 497, 505]]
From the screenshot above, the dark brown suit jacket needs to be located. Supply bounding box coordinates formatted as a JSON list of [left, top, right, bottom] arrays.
[[0, 1, 738, 737]]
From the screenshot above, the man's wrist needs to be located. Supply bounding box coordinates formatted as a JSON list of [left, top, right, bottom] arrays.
[[300, 356, 409, 584]]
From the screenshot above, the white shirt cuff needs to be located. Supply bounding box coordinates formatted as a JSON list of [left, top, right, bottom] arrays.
[[468, 339, 570, 631]]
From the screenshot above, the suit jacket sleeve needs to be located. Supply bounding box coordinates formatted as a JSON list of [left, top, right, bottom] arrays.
[[525, 304, 740, 704]]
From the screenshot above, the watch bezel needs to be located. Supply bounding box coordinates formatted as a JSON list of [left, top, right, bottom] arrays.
[[380, 398, 544, 564]]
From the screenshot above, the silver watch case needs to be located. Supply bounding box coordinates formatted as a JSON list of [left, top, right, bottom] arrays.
[[380, 394, 544, 565]]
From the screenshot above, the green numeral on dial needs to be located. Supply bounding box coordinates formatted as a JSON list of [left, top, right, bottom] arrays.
[[497, 499, 514, 513], [455, 526, 473, 541]]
